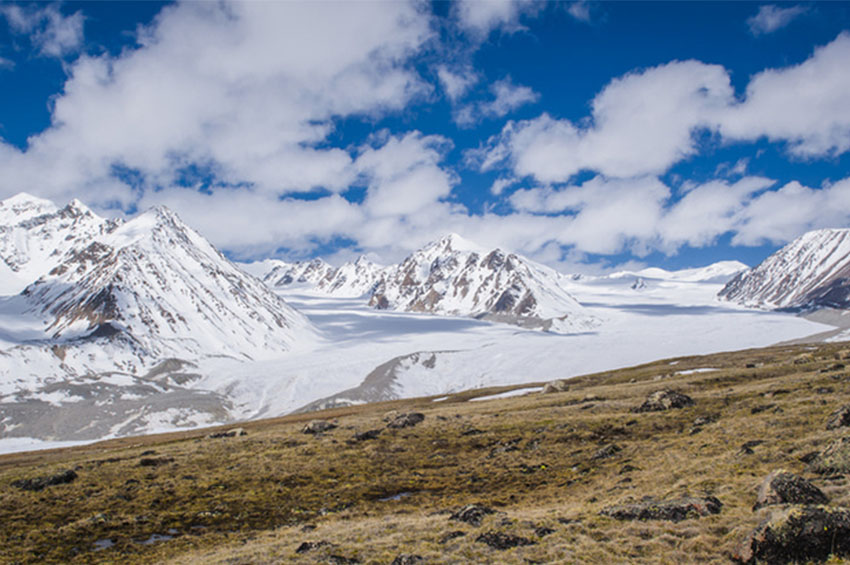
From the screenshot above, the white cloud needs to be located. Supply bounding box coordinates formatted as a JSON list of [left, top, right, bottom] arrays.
[[1, 3, 84, 58], [747, 4, 807, 36], [476, 33, 850, 184], [490, 176, 517, 195], [720, 32, 850, 157], [355, 131, 457, 217], [482, 77, 539, 117], [454, 0, 542, 37], [476, 60, 732, 182], [0, 1, 434, 206], [567, 1, 592, 22], [455, 76, 539, 126], [436, 65, 478, 101], [732, 178, 850, 246], [0, 56, 13, 70]]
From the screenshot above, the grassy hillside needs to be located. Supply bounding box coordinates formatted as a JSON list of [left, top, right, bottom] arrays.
[[2, 342, 850, 564]]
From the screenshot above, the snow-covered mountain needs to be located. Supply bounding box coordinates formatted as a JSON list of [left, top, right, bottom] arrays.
[[367, 234, 596, 332], [252, 233, 597, 332], [0, 193, 313, 441], [259, 258, 335, 288], [719, 228, 850, 310]]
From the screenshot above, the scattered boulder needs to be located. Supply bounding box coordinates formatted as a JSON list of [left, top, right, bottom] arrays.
[[601, 495, 722, 522], [808, 436, 850, 474], [591, 444, 622, 460], [387, 412, 425, 429], [351, 429, 382, 442], [302, 420, 337, 434], [439, 530, 466, 544], [632, 389, 694, 413], [207, 428, 247, 439], [534, 526, 555, 537], [328, 555, 360, 565], [738, 440, 765, 456], [295, 540, 333, 553], [826, 405, 850, 430], [541, 379, 570, 394], [475, 531, 536, 550], [733, 506, 850, 564], [753, 470, 828, 510], [139, 457, 174, 467], [450, 504, 496, 526], [11, 469, 77, 491], [391, 555, 424, 565]]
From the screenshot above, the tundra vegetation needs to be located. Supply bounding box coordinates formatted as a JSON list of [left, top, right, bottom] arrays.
[[2, 342, 850, 564]]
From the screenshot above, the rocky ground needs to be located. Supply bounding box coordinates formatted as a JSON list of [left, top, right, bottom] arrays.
[[3, 342, 850, 563]]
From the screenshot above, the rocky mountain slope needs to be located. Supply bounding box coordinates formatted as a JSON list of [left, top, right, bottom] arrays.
[[719, 228, 850, 310], [255, 233, 598, 333], [0, 193, 313, 440]]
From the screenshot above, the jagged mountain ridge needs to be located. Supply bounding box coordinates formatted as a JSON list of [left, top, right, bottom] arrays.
[[256, 233, 597, 333], [719, 228, 850, 310]]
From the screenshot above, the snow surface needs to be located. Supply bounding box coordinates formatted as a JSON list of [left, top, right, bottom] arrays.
[[469, 387, 543, 401]]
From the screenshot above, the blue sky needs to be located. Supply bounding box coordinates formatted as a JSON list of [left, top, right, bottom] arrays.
[[1, 1, 849, 272]]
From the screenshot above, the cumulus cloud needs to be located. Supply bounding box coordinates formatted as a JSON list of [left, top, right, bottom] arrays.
[[475, 60, 732, 182], [454, 0, 543, 37], [1, 3, 84, 57], [475, 33, 850, 184], [0, 1, 433, 206], [720, 32, 850, 157], [455, 76, 539, 126], [747, 4, 807, 36], [436, 65, 478, 101]]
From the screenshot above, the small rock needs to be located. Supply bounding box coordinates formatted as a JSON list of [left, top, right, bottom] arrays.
[[302, 420, 337, 434], [450, 504, 496, 526], [534, 526, 555, 537], [601, 495, 722, 522], [815, 387, 834, 395], [328, 555, 360, 565], [351, 429, 381, 442], [391, 555, 424, 565], [139, 457, 174, 467], [826, 405, 850, 430], [753, 470, 828, 510], [733, 506, 850, 564], [808, 436, 850, 474], [541, 379, 570, 394], [11, 469, 77, 491], [295, 540, 333, 553], [632, 389, 694, 413], [207, 428, 247, 439], [460, 426, 483, 436], [439, 530, 466, 544], [387, 412, 425, 429], [475, 531, 536, 550], [591, 444, 622, 460], [738, 440, 764, 456]]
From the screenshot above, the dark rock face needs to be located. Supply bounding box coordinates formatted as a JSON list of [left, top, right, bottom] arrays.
[[826, 405, 850, 430], [387, 412, 425, 429], [808, 436, 850, 474], [207, 427, 247, 439], [475, 531, 536, 550], [601, 496, 722, 522], [302, 420, 337, 434], [754, 470, 828, 510], [439, 530, 466, 544], [391, 555, 424, 565], [295, 540, 333, 553], [11, 469, 78, 491], [450, 504, 496, 526], [139, 457, 174, 467], [591, 444, 622, 460], [352, 429, 382, 442], [632, 389, 694, 413], [733, 506, 850, 564]]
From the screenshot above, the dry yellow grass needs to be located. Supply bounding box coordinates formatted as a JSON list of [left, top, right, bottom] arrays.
[[2, 342, 850, 564]]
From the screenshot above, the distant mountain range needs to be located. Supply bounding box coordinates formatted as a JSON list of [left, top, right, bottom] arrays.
[[0, 191, 844, 447]]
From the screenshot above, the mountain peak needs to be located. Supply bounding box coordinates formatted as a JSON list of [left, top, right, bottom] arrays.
[[0, 192, 59, 217], [427, 232, 486, 254]]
